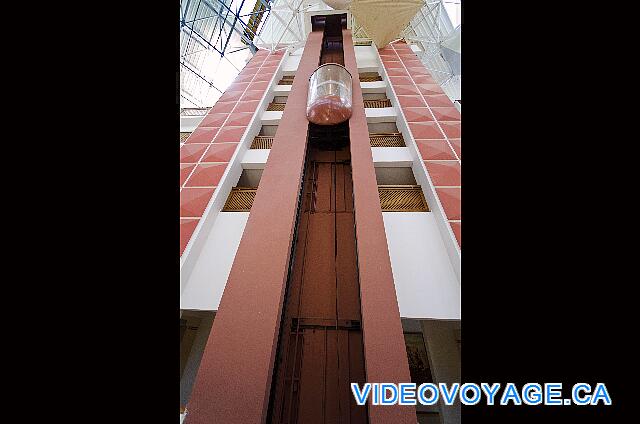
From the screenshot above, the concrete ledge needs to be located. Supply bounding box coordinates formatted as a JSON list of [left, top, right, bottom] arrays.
[[371, 147, 413, 167], [365, 107, 397, 122], [261, 110, 283, 125], [361, 80, 387, 93], [241, 149, 269, 169], [357, 65, 379, 73], [273, 84, 292, 95]]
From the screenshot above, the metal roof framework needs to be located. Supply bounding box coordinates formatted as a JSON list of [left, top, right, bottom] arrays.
[[252, 0, 330, 52], [180, 0, 274, 107], [180, 0, 461, 108], [253, 1, 460, 103]]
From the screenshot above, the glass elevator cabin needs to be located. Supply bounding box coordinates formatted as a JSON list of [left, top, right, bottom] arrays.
[[268, 14, 368, 424]]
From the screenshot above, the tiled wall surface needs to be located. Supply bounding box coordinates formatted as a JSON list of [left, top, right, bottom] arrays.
[[380, 41, 461, 248], [180, 49, 283, 255]]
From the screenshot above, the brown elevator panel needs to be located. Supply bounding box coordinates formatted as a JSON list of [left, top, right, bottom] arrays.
[[268, 142, 367, 424], [268, 16, 367, 424]]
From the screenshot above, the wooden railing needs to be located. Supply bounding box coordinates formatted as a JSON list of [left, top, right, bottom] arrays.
[[359, 72, 383, 82], [267, 102, 286, 111], [278, 75, 295, 85], [222, 187, 257, 211], [378, 185, 429, 212], [369, 132, 405, 147], [250, 135, 274, 149], [354, 40, 373, 46], [363, 98, 392, 108]]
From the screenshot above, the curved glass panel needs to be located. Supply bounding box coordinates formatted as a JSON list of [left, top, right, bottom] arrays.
[[306, 63, 353, 125]]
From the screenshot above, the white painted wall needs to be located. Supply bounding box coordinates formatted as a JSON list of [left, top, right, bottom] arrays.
[[181, 212, 250, 311], [261, 110, 283, 125], [365, 107, 397, 122], [273, 84, 292, 95], [241, 149, 270, 169], [371, 147, 413, 167], [355, 45, 379, 69], [282, 50, 302, 73], [360, 80, 386, 93], [383, 212, 460, 320]]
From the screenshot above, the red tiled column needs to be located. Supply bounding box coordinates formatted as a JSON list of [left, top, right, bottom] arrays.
[[343, 30, 417, 423], [183, 32, 324, 424], [179, 50, 282, 255], [380, 41, 461, 248]]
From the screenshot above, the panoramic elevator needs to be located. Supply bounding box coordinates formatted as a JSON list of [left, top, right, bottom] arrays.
[[268, 14, 368, 424]]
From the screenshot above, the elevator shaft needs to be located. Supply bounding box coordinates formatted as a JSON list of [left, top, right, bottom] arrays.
[[268, 15, 368, 424]]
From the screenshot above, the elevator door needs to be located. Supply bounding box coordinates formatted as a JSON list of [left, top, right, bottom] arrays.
[[269, 142, 368, 424]]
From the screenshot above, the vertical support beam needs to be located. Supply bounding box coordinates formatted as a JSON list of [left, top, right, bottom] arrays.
[[342, 29, 417, 423], [184, 31, 324, 424]]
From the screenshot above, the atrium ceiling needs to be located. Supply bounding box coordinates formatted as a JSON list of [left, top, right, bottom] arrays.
[[180, 0, 461, 108]]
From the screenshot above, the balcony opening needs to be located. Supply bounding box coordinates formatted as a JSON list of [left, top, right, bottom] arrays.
[[267, 95, 288, 111], [222, 169, 263, 212], [237, 168, 262, 187], [363, 92, 392, 108], [401, 319, 441, 424], [250, 125, 278, 149], [375, 166, 416, 185], [375, 167, 429, 212], [368, 121, 405, 147], [180, 311, 215, 414], [368, 121, 398, 133], [278, 74, 295, 85], [363, 92, 387, 101], [359, 71, 382, 82], [404, 330, 434, 388]]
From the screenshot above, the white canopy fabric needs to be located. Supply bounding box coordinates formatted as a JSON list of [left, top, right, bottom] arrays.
[[350, 0, 424, 48], [323, 0, 352, 9]]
